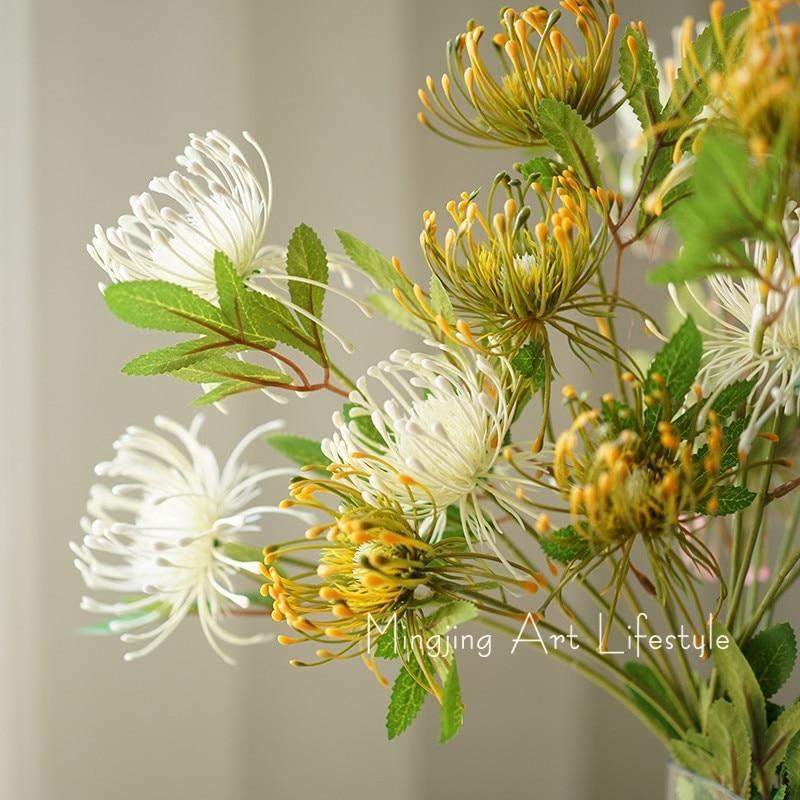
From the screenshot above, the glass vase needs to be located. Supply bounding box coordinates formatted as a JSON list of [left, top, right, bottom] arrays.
[[666, 763, 743, 800]]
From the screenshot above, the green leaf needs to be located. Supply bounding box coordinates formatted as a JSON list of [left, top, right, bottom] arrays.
[[646, 316, 701, 409], [764, 702, 800, 780], [649, 132, 779, 284], [386, 659, 427, 740], [511, 341, 546, 391], [336, 230, 405, 293], [375, 623, 404, 659], [213, 251, 276, 347], [540, 525, 590, 564], [670, 732, 715, 778], [285, 223, 328, 335], [743, 623, 798, 699], [428, 601, 477, 636], [104, 280, 232, 335], [219, 542, 264, 563], [245, 290, 323, 364], [193, 380, 253, 406], [785, 730, 800, 797], [171, 355, 292, 387], [121, 336, 237, 376], [440, 659, 463, 743], [367, 293, 428, 334], [663, 9, 749, 126], [707, 699, 752, 799], [706, 485, 757, 516], [711, 621, 767, 762], [711, 379, 757, 418], [519, 157, 559, 190], [429, 274, 455, 325], [619, 25, 662, 131], [264, 433, 331, 467], [536, 98, 601, 186], [624, 662, 682, 739]]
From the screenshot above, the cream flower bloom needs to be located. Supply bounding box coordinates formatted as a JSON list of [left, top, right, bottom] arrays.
[[672, 236, 800, 453], [71, 415, 309, 663], [322, 344, 532, 557]]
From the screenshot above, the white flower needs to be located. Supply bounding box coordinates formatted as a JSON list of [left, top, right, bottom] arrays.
[[88, 131, 273, 300], [322, 344, 533, 558], [71, 415, 309, 663], [671, 235, 800, 453]]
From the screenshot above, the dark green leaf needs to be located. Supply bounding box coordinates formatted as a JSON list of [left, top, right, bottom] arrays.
[[540, 525, 590, 564], [705, 485, 756, 516], [785, 730, 800, 797], [387, 659, 428, 739], [743, 623, 797, 699], [511, 341, 546, 391], [285, 223, 328, 335], [440, 659, 463, 743], [536, 98, 601, 186], [712, 379, 757, 418], [264, 433, 331, 467]]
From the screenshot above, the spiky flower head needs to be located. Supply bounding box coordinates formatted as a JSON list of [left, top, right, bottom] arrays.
[[671, 236, 800, 454], [684, 1, 800, 160], [320, 344, 534, 560], [70, 416, 307, 663], [553, 400, 727, 547], [419, 168, 613, 350], [417, 3, 620, 147], [263, 483, 544, 692]]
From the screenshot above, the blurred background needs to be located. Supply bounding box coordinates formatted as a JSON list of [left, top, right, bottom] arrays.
[[0, 1, 712, 798]]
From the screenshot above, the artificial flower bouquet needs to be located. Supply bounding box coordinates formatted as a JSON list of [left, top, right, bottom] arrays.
[[73, 1, 800, 797]]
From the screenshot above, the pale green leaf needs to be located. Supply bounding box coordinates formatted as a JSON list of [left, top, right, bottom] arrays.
[[285, 223, 328, 335], [440, 659, 463, 743], [387, 660, 427, 740], [264, 433, 330, 467]]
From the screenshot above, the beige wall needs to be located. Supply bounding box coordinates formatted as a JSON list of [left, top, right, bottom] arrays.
[[1, 1, 706, 798]]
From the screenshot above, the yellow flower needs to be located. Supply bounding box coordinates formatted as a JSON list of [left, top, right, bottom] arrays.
[[419, 168, 613, 349], [417, 3, 620, 147]]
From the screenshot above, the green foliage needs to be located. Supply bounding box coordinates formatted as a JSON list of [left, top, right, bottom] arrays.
[[105, 280, 234, 335], [663, 9, 750, 125], [429, 274, 455, 325], [785, 731, 800, 797], [122, 336, 239, 376], [705, 699, 753, 799], [285, 223, 329, 336], [650, 133, 780, 284], [440, 659, 463, 743], [643, 317, 701, 438], [743, 623, 798, 699], [264, 433, 330, 467], [624, 662, 682, 739], [343, 402, 385, 446], [711, 379, 757, 418], [428, 601, 477, 637], [519, 156, 560, 190], [619, 26, 662, 132], [375, 623, 404, 659], [106, 233, 338, 404], [539, 525, 590, 564], [536, 98, 601, 186], [511, 341, 546, 391], [366, 293, 428, 334], [705, 485, 756, 517], [336, 230, 405, 294], [386, 659, 428, 740]]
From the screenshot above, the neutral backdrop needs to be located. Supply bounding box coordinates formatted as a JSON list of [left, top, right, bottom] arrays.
[[1, 1, 708, 798]]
